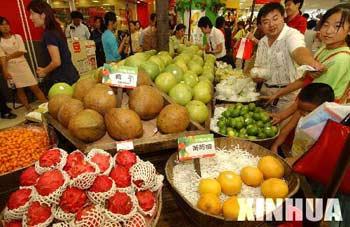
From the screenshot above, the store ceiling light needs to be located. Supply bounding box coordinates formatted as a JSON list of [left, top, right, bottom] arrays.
[[92, 0, 99, 2]]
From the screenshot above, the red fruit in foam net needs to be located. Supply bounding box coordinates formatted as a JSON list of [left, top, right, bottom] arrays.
[[107, 192, 133, 215], [35, 169, 64, 196], [109, 165, 131, 188], [66, 162, 95, 179], [115, 150, 137, 169], [59, 187, 87, 213], [20, 167, 40, 186], [125, 213, 146, 227], [91, 153, 111, 173], [136, 190, 155, 211], [89, 175, 113, 193], [4, 220, 22, 227], [39, 148, 61, 167], [7, 188, 32, 210], [27, 201, 52, 226], [76, 205, 94, 221], [64, 151, 85, 170]]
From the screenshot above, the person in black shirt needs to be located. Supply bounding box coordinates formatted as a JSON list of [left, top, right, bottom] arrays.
[[90, 16, 105, 67], [27, 0, 79, 90]]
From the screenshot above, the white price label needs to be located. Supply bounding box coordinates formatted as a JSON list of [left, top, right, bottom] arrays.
[[103, 66, 138, 89], [116, 141, 134, 151]]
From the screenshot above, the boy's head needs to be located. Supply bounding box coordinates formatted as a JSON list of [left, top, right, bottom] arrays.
[[198, 16, 213, 34], [297, 83, 335, 116]]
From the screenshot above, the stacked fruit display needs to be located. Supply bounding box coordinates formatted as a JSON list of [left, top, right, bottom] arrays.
[[196, 155, 288, 220], [212, 103, 279, 140], [215, 62, 245, 82], [2, 148, 163, 227], [0, 126, 50, 174], [47, 48, 213, 143]]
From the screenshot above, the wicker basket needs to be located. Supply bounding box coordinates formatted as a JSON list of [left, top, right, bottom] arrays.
[[165, 137, 300, 227]]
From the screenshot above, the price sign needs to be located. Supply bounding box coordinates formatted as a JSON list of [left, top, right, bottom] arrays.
[[102, 66, 138, 89], [178, 134, 215, 161], [116, 140, 134, 151]]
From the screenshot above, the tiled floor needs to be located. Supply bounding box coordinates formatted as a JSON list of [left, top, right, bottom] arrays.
[[0, 101, 41, 130]]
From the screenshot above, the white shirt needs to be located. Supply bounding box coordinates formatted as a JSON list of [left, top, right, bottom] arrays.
[[207, 27, 226, 59], [253, 24, 305, 86], [65, 23, 90, 40]]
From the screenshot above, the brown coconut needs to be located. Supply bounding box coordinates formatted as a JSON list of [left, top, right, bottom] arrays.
[[129, 85, 164, 120], [157, 104, 190, 134], [73, 77, 98, 101], [137, 70, 151, 86], [68, 109, 106, 143], [83, 84, 117, 115], [104, 108, 143, 140], [48, 95, 72, 120], [57, 98, 84, 128]]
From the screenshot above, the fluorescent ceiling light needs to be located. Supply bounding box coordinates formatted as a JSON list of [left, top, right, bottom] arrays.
[[92, 0, 99, 2]]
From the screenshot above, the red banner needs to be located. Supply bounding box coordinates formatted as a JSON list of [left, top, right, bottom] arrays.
[[255, 0, 281, 4]]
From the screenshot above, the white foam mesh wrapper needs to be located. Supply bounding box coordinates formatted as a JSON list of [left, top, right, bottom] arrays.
[[22, 205, 54, 227], [87, 177, 117, 206], [69, 161, 100, 190], [52, 222, 71, 227], [87, 149, 114, 176], [34, 171, 70, 207], [104, 193, 138, 224], [103, 221, 123, 227], [3, 187, 34, 221], [150, 174, 164, 192], [54, 206, 76, 222], [125, 212, 147, 227], [35, 148, 68, 174], [74, 205, 105, 227], [136, 197, 156, 217], [130, 161, 157, 191]]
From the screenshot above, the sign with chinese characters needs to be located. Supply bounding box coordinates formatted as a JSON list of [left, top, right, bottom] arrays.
[[178, 134, 215, 161], [102, 66, 138, 89], [116, 140, 134, 151]]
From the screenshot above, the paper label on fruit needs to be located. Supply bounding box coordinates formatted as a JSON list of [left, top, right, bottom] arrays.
[[102, 66, 138, 89], [116, 141, 134, 151], [178, 134, 215, 161]]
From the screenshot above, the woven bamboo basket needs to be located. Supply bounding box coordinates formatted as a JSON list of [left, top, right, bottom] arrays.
[[165, 137, 300, 227]]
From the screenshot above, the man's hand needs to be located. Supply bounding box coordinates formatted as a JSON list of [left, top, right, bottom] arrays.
[[3, 71, 12, 80], [260, 94, 278, 106], [269, 112, 283, 125], [252, 77, 266, 83], [36, 67, 46, 77]]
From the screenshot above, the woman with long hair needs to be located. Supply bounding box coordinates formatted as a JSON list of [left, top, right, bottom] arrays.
[[0, 16, 46, 110], [27, 0, 79, 89]]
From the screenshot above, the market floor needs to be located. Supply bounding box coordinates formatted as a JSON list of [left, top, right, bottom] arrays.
[[0, 101, 41, 130]]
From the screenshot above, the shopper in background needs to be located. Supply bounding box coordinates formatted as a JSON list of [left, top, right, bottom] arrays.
[[198, 16, 227, 62], [0, 49, 16, 119], [28, 0, 79, 89], [65, 11, 90, 40], [285, 0, 307, 34], [215, 16, 225, 35], [140, 13, 157, 51], [135, 20, 142, 32], [232, 21, 247, 49], [129, 21, 142, 53], [0, 16, 46, 110], [169, 23, 188, 53], [263, 3, 350, 114], [251, 3, 324, 111], [304, 19, 318, 52], [102, 12, 128, 63], [90, 16, 105, 67]]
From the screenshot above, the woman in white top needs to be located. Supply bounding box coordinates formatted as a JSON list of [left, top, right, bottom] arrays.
[[0, 17, 46, 110]]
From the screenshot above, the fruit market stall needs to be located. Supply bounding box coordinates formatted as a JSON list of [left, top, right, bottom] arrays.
[[45, 47, 215, 154]]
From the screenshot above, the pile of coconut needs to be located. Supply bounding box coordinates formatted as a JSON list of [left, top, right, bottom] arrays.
[[48, 72, 192, 143]]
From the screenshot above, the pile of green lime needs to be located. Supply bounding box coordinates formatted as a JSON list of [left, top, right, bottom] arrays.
[[217, 103, 278, 140]]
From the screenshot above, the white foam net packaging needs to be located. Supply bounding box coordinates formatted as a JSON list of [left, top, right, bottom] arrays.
[[69, 161, 100, 190], [74, 205, 105, 227], [3, 187, 34, 221], [130, 161, 157, 191], [87, 177, 117, 206]]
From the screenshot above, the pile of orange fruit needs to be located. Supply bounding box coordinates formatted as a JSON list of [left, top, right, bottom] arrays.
[[0, 126, 49, 174]]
